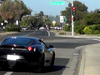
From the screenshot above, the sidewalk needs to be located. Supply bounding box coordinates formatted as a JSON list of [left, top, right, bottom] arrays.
[[79, 43, 100, 75]]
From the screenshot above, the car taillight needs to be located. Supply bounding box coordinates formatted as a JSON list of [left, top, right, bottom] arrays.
[[28, 47, 32, 51], [33, 47, 37, 52]]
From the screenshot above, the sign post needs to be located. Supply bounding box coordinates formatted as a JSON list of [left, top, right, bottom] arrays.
[[64, 0, 74, 36]]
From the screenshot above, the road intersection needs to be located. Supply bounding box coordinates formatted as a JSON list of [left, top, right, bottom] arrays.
[[0, 30, 100, 75]]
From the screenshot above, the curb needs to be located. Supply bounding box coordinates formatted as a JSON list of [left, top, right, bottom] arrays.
[[74, 46, 86, 75], [78, 46, 86, 75], [50, 30, 100, 38]]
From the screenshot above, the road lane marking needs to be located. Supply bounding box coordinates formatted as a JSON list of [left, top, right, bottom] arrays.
[[47, 30, 50, 36], [24, 32, 35, 36], [73, 53, 79, 56], [4, 72, 13, 75], [92, 39, 100, 41]]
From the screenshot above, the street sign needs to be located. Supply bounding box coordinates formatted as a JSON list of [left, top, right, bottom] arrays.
[[52, 20, 56, 26], [60, 16, 66, 23], [50, 1, 65, 5], [63, 16, 66, 22], [60, 16, 64, 23]]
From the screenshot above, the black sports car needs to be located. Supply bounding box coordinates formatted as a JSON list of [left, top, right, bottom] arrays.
[[0, 36, 55, 72]]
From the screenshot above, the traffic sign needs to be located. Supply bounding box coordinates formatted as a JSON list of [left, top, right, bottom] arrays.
[[60, 16, 66, 23], [60, 16, 64, 23], [63, 16, 66, 22], [50, 1, 65, 5], [52, 20, 56, 26]]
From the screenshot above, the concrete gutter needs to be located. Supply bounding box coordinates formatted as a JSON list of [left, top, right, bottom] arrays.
[[78, 46, 86, 75]]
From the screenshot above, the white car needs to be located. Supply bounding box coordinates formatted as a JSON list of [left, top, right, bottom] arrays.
[[39, 27, 45, 30], [21, 27, 27, 31]]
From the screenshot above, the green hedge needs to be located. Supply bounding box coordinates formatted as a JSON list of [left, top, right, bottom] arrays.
[[4, 27, 19, 31], [64, 25, 71, 31], [83, 25, 100, 34], [3, 23, 20, 31], [83, 27, 93, 34], [75, 25, 85, 34]]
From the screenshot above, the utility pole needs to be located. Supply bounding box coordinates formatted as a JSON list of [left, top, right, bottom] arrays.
[[64, 0, 74, 36]]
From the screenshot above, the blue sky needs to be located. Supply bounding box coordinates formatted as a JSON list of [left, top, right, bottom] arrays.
[[22, 0, 100, 16]]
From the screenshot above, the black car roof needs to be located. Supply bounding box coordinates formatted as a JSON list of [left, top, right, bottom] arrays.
[[6, 36, 39, 40]]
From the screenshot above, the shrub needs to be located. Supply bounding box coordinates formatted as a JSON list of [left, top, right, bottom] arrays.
[[94, 30, 100, 34], [74, 21, 80, 26], [95, 25, 100, 31], [83, 26, 92, 34], [3, 23, 20, 31], [64, 25, 71, 31], [59, 32, 66, 35], [89, 25, 96, 31], [59, 31, 66, 35], [75, 25, 85, 34]]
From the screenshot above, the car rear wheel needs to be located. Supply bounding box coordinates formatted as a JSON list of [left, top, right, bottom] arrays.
[[34, 56, 44, 73], [50, 53, 55, 70]]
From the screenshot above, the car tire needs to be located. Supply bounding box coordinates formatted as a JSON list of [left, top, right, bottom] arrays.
[[34, 55, 45, 73], [50, 53, 55, 70]]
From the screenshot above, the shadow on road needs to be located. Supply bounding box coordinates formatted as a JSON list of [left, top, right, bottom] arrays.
[[0, 58, 70, 75]]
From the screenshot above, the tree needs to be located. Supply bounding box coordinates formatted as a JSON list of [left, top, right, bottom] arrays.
[[68, 1, 88, 12], [61, 1, 88, 24], [20, 15, 38, 27], [85, 13, 100, 25], [0, 0, 31, 24]]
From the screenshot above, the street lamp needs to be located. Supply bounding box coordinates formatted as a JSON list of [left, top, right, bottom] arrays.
[[64, 0, 74, 36]]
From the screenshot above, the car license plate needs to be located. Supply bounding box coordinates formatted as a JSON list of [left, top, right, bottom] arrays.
[[7, 55, 19, 61]]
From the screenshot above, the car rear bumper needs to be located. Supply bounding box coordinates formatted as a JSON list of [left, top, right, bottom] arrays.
[[0, 55, 42, 68]]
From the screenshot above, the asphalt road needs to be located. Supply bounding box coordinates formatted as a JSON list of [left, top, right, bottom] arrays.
[[0, 30, 100, 75]]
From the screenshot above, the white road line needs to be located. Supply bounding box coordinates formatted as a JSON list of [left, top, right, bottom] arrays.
[[93, 39, 100, 41], [4, 72, 13, 75], [47, 30, 50, 36], [73, 53, 79, 56], [24, 32, 35, 36]]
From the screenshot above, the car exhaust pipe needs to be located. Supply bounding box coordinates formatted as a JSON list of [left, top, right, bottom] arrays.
[[30, 62, 38, 66], [8, 61, 16, 67]]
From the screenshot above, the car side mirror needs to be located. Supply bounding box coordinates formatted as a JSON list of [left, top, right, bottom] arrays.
[[48, 45, 54, 48]]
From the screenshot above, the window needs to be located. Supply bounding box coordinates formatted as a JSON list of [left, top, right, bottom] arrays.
[[2, 38, 38, 46], [39, 40, 48, 49]]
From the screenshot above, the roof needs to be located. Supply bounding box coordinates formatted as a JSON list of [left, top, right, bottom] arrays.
[[7, 36, 39, 40]]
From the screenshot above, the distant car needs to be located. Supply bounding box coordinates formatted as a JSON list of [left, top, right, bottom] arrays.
[[0, 36, 55, 72], [39, 27, 45, 30], [21, 27, 27, 31], [54, 26, 62, 30]]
